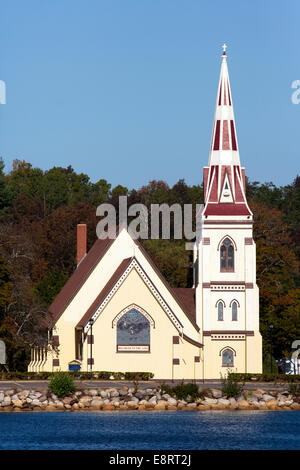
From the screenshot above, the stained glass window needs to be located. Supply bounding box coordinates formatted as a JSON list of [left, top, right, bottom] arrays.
[[117, 309, 150, 347], [222, 348, 234, 367], [220, 237, 234, 272]]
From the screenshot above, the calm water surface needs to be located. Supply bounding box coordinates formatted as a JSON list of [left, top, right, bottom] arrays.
[[0, 410, 299, 450]]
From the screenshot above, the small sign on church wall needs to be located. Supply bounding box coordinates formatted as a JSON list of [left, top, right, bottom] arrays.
[[0, 341, 6, 365], [117, 345, 150, 353]]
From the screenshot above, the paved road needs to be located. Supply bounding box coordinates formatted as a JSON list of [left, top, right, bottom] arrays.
[[0, 380, 290, 392]]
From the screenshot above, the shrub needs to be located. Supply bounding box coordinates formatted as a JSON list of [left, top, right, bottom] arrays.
[[221, 371, 244, 398], [288, 383, 300, 396], [160, 382, 202, 401], [48, 371, 76, 398]]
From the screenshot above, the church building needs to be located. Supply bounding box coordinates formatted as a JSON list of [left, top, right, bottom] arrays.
[[28, 47, 262, 379]]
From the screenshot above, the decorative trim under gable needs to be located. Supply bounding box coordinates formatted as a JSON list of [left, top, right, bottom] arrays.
[[84, 258, 184, 334]]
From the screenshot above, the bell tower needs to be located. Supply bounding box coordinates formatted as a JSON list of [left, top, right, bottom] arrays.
[[195, 45, 262, 379]]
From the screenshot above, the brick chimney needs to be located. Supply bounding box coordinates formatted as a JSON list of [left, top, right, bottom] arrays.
[[77, 224, 87, 266]]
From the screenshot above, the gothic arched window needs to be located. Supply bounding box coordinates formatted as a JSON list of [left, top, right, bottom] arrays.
[[117, 308, 150, 352], [232, 301, 238, 321], [218, 302, 224, 321], [222, 348, 234, 367], [220, 237, 234, 272]]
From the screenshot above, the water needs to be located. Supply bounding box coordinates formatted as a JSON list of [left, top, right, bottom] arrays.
[[0, 410, 299, 450]]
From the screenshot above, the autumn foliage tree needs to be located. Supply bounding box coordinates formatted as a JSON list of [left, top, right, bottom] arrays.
[[0, 158, 298, 370]]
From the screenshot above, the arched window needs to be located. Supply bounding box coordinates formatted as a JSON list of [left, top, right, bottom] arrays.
[[232, 301, 238, 321], [222, 348, 234, 367], [117, 308, 150, 352], [220, 237, 234, 272], [218, 302, 224, 321]]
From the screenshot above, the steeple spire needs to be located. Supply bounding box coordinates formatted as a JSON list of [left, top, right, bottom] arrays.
[[209, 44, 240, 167], [202, 45, 252, 217]]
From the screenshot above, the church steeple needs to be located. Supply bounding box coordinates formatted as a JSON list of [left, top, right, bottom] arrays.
[[209, 44, 240, 167], [202, 45, 251, 217]]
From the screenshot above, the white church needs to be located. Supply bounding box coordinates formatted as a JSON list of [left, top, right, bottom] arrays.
[[28, 46, 262, 379]]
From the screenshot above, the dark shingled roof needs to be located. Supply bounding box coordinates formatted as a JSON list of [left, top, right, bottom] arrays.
[[44, 237, 114, 328], [172, 288, 196, 323]]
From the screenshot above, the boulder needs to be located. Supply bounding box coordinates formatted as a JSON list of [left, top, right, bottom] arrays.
[[154, 401, 167, 410], [203, 397, 218, 404], [237, 400, 249, 409], [102, 404, 114, 411], [149, 396, 157, 404], [3, 396, 11, 406], [266, 399, 278, 408], [88, 389, 98, 397], [90, 399, 103, 410], [218, 398, 230, 406], [210, 388, 223, 399], [63, 397, 73, 405], [167, 405, 177, 411], [197, 404, 210, 411], [262, 394, 274, 402], [12, 399, 23, 408], [127, 401, 139, 409], [186, 403, 197, 409], [167, 397, 177, 406]]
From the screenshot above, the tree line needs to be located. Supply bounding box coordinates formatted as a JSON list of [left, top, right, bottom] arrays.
[[0, 158, 299, 371]]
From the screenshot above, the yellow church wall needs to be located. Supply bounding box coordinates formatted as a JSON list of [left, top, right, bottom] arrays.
[[51, 268, 200, 379], [202, 332, 262, 379], [246, 332, 263, 374]]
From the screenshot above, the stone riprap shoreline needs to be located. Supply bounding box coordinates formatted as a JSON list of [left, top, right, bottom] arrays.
[[0, 386, 300, 411]]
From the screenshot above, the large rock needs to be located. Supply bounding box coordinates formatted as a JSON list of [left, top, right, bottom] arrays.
[[90, 399, 103, 410], [103, 404, 115, 411], [237, 400, 249, 409], [218, 398, 230, 406], [197, 404, 210, 411], [3, 396, 11, 406], [262, 394, 274, 402], [210, 388, 223, 399], [203, 397, 218, 404], [154, 401, 167, 410], [88, 389, 99, 397], [149, 396, 157, 404], [63, 397, 73, 405], [12, 399, 23, 408], [167, 397, 177, 406], [266, 399, 278, 408]]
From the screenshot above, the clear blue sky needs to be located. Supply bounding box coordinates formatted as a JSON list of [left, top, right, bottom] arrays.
[[0, 0, 299, 189]]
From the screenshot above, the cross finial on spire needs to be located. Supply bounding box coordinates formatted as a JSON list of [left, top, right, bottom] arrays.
[[222, 43, 227, 55]]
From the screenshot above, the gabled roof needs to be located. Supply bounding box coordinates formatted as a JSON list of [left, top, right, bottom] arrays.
[[45, 228, 199, 334], [44, 237, 114, 328], [76, 257, 132, 328]]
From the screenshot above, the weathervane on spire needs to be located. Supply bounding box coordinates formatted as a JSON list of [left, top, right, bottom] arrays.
[[222, 43, 227, 56]]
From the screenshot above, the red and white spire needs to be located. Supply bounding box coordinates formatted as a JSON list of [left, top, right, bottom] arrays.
[[209, 43, 240, 166], [202, 45, 252, 217]]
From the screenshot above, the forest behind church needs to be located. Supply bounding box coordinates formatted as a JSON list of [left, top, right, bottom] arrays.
[[0, 158, 299, 371]]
